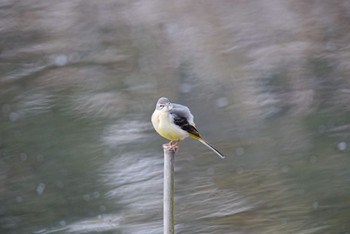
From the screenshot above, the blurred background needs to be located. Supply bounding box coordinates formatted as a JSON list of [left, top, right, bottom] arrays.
[[1, 1, 350, 233]]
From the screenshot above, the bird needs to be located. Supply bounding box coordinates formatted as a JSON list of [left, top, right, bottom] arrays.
[[151, 97, 225, 159]]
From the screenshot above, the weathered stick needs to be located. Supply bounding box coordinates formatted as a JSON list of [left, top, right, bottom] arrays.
[[163, 145, 175, 234]]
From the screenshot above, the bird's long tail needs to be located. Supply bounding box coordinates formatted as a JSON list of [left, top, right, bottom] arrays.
[[198, 138, 225, 159]]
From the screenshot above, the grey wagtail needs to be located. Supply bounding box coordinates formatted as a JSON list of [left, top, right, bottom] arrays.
[[151, 97, 225, 159]]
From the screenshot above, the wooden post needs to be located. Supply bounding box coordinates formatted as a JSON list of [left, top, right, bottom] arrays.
[[163, 145, 175, 234]]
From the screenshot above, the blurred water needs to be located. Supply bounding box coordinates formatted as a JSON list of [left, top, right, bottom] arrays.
[[1, 1, 350, 234]]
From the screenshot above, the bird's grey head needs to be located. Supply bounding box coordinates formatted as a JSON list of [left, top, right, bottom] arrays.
[[156, 97, 172, 111]]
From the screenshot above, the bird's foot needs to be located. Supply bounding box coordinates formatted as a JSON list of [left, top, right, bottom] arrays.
[[163, 140, 179, 152]]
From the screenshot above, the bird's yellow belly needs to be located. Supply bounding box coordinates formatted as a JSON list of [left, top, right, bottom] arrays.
[[157, 125, 185, 140], [152, 111, 188, 141]]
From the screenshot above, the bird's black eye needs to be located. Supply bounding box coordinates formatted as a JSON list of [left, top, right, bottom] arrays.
[[159, 104, 165, 108]]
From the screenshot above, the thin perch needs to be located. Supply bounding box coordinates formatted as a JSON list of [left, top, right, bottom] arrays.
[[163, 145, 175, 234]]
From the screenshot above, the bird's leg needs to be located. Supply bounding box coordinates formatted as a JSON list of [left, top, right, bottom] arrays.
[[164, 140, 173, 147], [168, 140, 179, 151]]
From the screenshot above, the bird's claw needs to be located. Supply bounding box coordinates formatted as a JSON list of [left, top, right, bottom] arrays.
[[163, 140, 179, 152]]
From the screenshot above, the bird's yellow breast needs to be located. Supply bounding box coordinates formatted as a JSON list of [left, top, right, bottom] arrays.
[[151, 110, 188, 141]]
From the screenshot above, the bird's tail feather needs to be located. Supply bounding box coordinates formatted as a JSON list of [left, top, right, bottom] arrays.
[[198, 138, 225, 159]]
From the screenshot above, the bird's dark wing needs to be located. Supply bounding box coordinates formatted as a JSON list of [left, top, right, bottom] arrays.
[[171, 113, 200, 138]]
